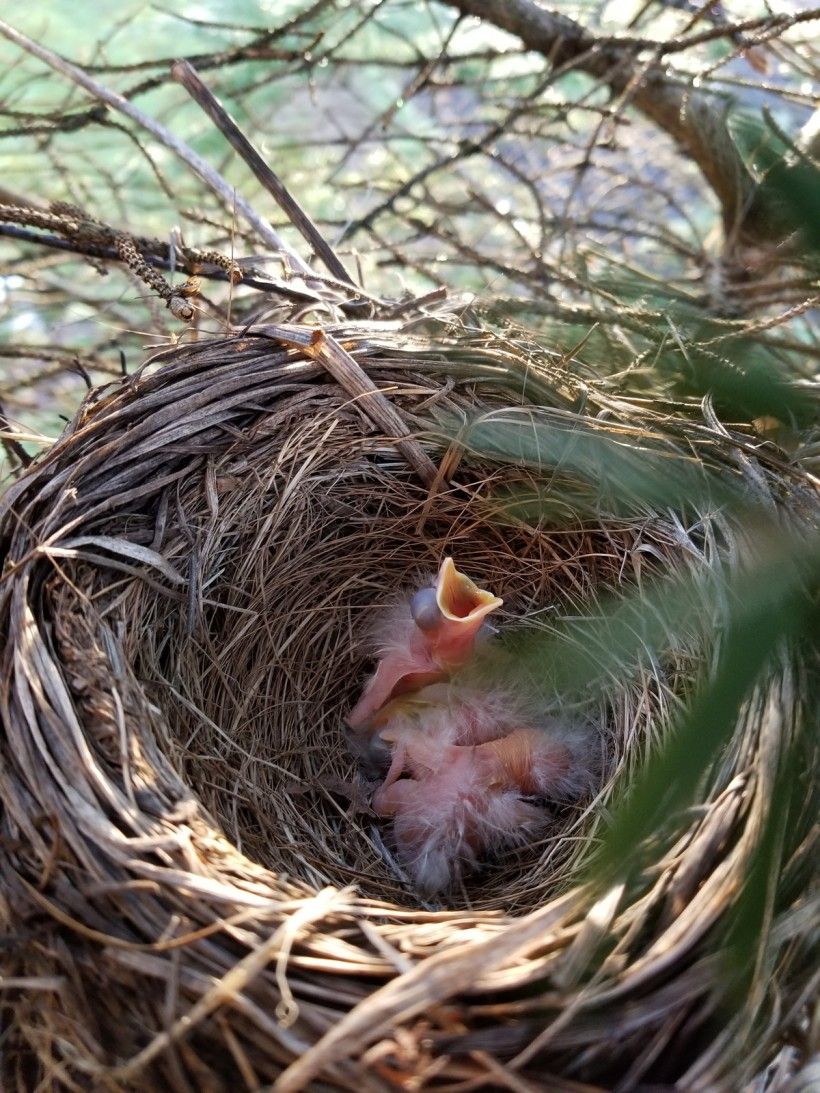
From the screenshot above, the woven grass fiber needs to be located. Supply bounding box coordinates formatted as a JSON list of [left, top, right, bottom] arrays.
[[0, 314, 816, 1091]]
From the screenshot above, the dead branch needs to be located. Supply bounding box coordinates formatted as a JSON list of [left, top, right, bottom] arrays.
[[0, 18, 316, 276], [0, 222, 325, 305], [172, 61, 357, 288], [445, 0, 815, 247], [0, 399, 32, 471], [0, 203, 247, 321]]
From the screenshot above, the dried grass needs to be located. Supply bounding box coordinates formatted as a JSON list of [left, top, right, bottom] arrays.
[[0, 312, 815, 1090]]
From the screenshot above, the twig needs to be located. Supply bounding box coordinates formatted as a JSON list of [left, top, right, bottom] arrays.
[[0, 401, 32, 471], [172, 61, 357, 288], [260, 323, 438, 487], [0, 223, 322, 304], [444, 0, 773, 243], [0, 19, 314, 276], [338, 63, 559, 245]]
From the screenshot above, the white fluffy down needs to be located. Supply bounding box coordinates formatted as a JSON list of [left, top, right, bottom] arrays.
[[371, 684, 600, 895], [354, 573, 601, 896]]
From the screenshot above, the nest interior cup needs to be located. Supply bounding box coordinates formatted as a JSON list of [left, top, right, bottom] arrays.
[[0, 319, 814, 1091]]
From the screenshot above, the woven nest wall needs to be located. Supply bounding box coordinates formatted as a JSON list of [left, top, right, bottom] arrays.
[[0, 317, 816, 1091]]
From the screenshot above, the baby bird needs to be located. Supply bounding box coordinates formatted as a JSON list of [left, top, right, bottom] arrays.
[[347, 559, 598, 896], [347, 557, 502, 730]]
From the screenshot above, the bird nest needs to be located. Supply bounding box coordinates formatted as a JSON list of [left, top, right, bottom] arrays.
[[0, 314, 815, 1091]]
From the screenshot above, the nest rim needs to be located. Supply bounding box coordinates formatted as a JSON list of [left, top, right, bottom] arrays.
[[0, 316, 816, 1091]]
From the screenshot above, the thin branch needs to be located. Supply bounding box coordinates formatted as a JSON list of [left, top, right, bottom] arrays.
[[0, 401, 32, 471], [0, 223, 323, 304], [172, 61, 357, 287], [594, 9, 820, 57], [0, 18, 315, 276], [339, 64, 559, 244], [445, 0, 782, 245]]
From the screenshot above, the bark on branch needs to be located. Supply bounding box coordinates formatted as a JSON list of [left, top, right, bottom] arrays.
[[0, 18, 315, 276], [447, 0, 778, 246]]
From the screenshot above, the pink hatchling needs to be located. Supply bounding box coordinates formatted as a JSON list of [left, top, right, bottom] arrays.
[[347, 559, 598, 895]]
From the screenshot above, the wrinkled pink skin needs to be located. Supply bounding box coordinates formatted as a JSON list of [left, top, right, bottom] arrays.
[[348, 559, 597, 896]]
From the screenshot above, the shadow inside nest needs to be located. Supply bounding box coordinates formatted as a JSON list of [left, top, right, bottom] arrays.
[[104, 410, 682, 914]]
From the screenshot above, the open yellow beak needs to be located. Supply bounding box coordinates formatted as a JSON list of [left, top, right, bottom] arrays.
[[346, 559, 502, 729], [426, 558, 503, 669]]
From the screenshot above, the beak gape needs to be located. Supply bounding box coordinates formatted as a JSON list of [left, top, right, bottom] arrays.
[[346, 558, 503, 728], [424, 557, 502, 670]]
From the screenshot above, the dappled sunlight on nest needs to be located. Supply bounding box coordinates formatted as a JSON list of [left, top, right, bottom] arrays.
[[1, 319, 813, 1089]]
